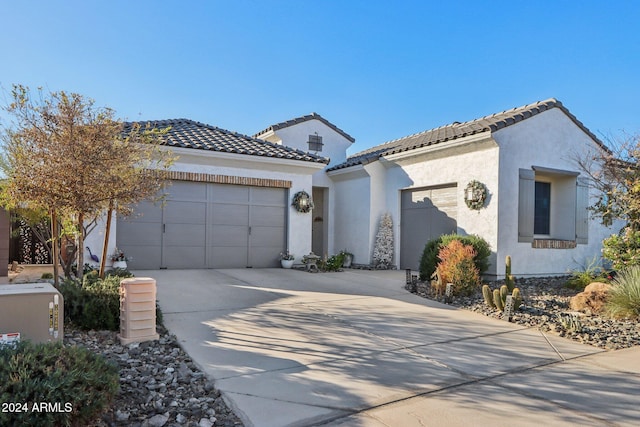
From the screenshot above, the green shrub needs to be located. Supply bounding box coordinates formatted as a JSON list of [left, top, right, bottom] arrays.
[[435, 240, 480, 296], [0, 341, 119, 426], [106, 268, 133, 279], [565, 257, 609, 290], [321, 253, 346, 272], [605, 266, 640, 319], [602, 227, 640, 271], [419, 233, 491, 280], [40, 272, 53, 279], [57, 276, 122, 331], [58, 274, 163, 330]]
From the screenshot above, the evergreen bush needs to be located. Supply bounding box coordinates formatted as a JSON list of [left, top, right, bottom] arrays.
[[0, 341, 119, 426], [57, 276, 122, 331]]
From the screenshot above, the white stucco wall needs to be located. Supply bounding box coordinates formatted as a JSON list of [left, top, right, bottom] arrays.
[[382, 137, 501, 274], [493, 108, 616, 277], [331, 168, 372, 264], [262, 119, 353, 167]]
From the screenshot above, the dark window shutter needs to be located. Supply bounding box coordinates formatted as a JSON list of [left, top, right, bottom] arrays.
[[575, 177, 589, 244], [518, 168, 535, 242], [308, 135, 323, 152]]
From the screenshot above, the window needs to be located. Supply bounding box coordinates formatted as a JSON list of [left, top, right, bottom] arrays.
[[308, 134, 323, 152], [518, 167, 588, 245], [534, 181, 551, 235]]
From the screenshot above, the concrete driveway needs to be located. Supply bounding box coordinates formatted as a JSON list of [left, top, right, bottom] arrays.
[[138, 268, 640, 427]]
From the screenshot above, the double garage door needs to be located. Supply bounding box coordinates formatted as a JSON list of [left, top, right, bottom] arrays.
[[400, 185, 457, 271], [117, 181, 287, 269]]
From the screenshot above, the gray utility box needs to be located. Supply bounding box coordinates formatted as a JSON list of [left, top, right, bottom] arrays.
[[0, 283, 64, 344]]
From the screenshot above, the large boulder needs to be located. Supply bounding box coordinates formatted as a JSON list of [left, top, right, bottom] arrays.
[[569, 282, 612, 314]]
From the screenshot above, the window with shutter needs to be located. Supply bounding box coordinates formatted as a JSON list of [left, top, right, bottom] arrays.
[[518, 166, 586, 247]]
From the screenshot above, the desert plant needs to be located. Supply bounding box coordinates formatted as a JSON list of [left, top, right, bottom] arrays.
[[557, 312, 583, 332], [419, 233, 491, 281], [505, 255, 516, 291], [40, 272, 53, 279], [565, 256, 609, 290], [435, 240, 480, 296], [0, 341, 119, 426], [482, 281, 522, 312], [605, 266, 640, 319]]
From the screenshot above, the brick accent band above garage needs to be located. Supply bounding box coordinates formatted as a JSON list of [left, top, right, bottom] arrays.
[[157, 170, 292, 189]]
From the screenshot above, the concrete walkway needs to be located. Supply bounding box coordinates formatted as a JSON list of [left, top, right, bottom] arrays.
[[139, 268, 640, 427]]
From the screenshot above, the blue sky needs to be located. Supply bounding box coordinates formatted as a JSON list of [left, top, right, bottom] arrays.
[[1, 1, 638, 155]]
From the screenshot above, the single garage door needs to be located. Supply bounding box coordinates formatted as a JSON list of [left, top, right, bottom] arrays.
[[117, 181, 287, 269], [400, 185, 457, 271]]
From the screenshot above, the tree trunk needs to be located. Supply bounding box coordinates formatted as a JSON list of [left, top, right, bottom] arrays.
[[99, 202, 114, 278], [76, 212, 84, 281], [51, 210, 59, 287]]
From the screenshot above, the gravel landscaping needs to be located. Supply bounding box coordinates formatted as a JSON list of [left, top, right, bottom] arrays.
[[409, 276, 640, 350], [65, 325, 243, 427]]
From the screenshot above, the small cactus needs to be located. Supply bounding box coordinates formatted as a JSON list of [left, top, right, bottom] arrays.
[[482, 284, 495, 308], [500, 284, 508, 301], [512, 287, 522, 310], [493, 288, 504, 311], [505, 256, 516, 291], [485, 285, 522, 313], [480, 256, 523, 312]]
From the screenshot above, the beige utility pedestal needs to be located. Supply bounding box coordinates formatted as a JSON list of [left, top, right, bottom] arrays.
[[118, 277, 159, 345], [0, 283, 63, 344]]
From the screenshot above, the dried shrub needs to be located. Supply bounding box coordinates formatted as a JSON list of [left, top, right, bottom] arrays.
[[435, 240, 481, 296], [419, 233, 491, 281]]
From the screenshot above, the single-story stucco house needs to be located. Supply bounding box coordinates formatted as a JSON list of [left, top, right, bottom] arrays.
[[82, 98, 615, 278]]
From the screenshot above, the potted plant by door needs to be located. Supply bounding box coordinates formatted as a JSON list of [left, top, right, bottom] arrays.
[[280, 250, 295, 269], [340, 250, 354, 268], [111, 247, 129, 269]]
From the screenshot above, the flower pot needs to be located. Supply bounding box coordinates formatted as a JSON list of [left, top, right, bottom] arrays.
[[281, 259, 294, 269], [113, 260, 128, 269]]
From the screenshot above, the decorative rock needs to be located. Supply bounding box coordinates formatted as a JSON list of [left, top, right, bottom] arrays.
[[115, 410, 130, 421], [145, 413, 169, 427], [64, 325, 244, 426], [570, 282, 612, 314], [407, 275, 640, 350]]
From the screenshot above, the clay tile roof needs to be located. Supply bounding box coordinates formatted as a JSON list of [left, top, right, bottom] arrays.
[[124, 119, 329, 164], [327, 98, 604, 171], [254, 112, 355, 143]]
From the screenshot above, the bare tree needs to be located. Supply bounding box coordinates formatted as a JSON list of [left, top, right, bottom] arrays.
[[575, 132, 640, 229]]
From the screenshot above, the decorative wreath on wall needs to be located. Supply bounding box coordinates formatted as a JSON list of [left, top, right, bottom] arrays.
[[464, 180, 487, 210], [292, 190, 314, 213]]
